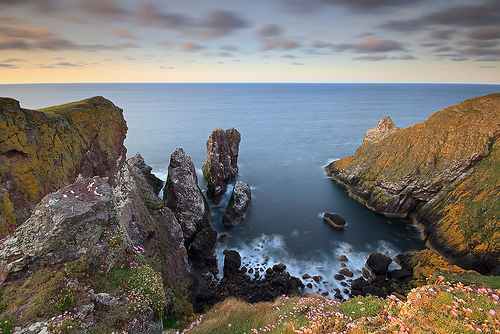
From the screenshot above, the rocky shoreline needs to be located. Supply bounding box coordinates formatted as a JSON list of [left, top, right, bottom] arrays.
[[1, 94, 497, 332], [326, 93, 500, 276]]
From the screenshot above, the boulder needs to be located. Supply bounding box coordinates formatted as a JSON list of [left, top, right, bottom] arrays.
[[365, 252, 392, 276], [163, 148, 211, 245], [339, 268, 354, 277], [188, 227, 218, 275], [223, 249, 241, 278], [222, 180, 251, 226], [202, 128, 241, 204], [0, 177, 118, 284], [323, 213, 346, 229]]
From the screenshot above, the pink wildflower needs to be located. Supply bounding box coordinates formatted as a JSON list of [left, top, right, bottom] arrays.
[[489, 309, 497, 316]]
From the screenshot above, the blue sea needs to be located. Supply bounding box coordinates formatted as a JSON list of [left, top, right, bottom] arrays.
[[2, 83, 499, 296]]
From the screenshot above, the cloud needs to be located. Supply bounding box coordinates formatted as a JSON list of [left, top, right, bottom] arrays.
[[138, 5, 247, 39], [335, 38, 403, 53], [80, 0, 128, 20], [220, 45, 239, 52], [0, 63, 19, 68], [180, 41, 205, 52], [109, 28, 138, 39], [262, 40, 301, 50], [156, 39, 172, 47], [202, 10, 248, 38], [257, 24, 282, 37], [471, 25, 500, 40], [382, 1, 500, 31], [312, 40, 334, 48], [353, 54, 416, 61], [0, 24, 138, 51], [285, 0, 425, 12]]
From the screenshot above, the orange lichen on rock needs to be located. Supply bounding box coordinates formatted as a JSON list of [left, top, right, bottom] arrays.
[[326, 93, 500, 274], [0, 96, 128, 236]]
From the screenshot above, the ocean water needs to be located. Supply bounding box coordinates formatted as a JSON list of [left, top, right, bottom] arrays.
[[2, 83, 499, 297]]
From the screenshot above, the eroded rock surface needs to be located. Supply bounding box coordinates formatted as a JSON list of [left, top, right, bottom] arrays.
[[163, 148, 211, 245], [363, 116, 400, 144], [222, 180, 251, 227], [0, 177, 118, 284], [202, 128, 241, 204]]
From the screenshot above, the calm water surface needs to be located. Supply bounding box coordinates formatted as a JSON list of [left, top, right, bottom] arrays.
[[2, 83, 499, 296]]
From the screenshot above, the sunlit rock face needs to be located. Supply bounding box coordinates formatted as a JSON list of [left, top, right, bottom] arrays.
[[326, 93, 500, 274]]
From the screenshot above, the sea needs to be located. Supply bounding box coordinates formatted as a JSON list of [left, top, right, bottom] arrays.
[[2, 83, 499, 297]]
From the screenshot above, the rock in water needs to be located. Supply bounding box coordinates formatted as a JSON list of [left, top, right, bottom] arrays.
[[202, 128, 241, 204], [365, 252, 392, 277], [163, 148, 211, 245], [323, 213, 346, 229], [363, 117, 400, 144], [222, 180, 251, 226], [223, 249, 241, 278], [325, 93, 500, 274]]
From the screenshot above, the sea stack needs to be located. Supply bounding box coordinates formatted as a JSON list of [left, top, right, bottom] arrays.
[[202, 127, 241, 204]]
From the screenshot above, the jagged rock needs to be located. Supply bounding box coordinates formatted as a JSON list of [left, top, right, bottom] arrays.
[[117, 157, 189, 289], [0, 96, 127, 229], [188, 227, 218, 275], [366, 252, 392, 277], [222, 180, 251, 226], [363, 116, 400, 144], [202, 128, 241, 204], [127, 153, 163, 195], [0, 177, 118, 284], [223, 249, 241, 278], [326, 94, 500, 274], [339, 255, 349, 262], [323, 213, 346, 229], [163, 148, 211, 245]]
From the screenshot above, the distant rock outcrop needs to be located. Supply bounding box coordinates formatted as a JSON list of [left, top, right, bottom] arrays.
[[222, 180, 251, 227], [0, 96, 127, 234], [202, 128, 241, 204], [326, 93, 500, 274], [362, 116, 400, 144]]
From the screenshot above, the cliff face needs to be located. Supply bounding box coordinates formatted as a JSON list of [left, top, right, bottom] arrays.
[[0, 96, 128, 233], [326, 93, 500, 274]]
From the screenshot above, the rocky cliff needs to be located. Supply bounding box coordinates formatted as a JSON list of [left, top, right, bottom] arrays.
[[325, 93, 500, 275], [0, 96, 127, 235]]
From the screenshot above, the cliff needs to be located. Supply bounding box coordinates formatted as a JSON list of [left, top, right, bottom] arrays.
[[325, 93, 500, 275], [0, 96, 128, 235]]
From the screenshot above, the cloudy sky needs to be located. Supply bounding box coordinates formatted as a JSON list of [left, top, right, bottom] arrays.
[[1, 0, 499, 84]]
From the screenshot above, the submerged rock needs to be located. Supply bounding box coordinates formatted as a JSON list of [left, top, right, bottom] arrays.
[[222, 180, 251, 226], [202, 128, 241, 204], [323, 213, 346, 229]]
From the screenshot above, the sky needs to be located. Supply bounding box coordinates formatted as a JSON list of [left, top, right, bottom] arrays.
[[0, 0, 499, 84]]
